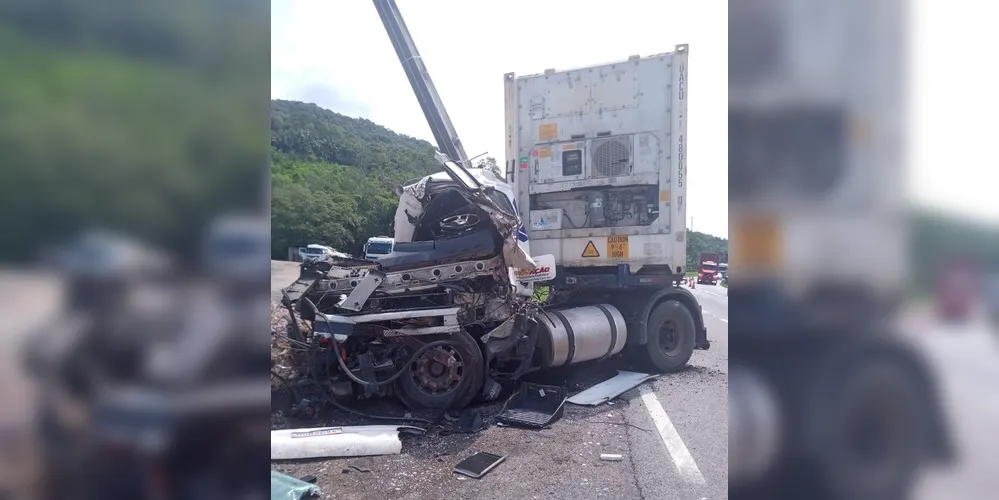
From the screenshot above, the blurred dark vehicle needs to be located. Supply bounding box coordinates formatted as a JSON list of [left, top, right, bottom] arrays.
[[985, 272, 999, 329], [934, 258, 976, 323], [24, 226, 270, 499], [201, 213, 272, 293], [728, 1, 952, 499]]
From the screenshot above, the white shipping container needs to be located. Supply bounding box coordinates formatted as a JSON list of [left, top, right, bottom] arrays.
[[505, 45, 689, 273]]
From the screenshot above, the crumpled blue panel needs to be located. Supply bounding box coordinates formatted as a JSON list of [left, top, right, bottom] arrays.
[[271, 470, 320, 500]]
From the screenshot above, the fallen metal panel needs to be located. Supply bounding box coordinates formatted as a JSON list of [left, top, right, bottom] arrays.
[[271, 425, 424, 460], [340, 270, 386, 311], [566, 370, 659, 406]]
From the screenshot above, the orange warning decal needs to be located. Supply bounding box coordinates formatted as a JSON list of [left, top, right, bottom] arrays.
[[581, 240, 600, 258]]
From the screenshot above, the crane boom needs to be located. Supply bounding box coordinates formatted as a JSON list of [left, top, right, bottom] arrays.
[[372, 0, 471, 169]]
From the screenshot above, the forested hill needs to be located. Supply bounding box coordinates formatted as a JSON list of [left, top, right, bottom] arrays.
[[271, 99, 438, 179], [270, 100, 439, 257]]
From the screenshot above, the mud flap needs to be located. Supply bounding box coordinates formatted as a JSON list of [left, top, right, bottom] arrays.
[[696, 324, 710, 350]]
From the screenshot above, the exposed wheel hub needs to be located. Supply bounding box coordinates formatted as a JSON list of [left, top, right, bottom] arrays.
[[411, 346, 464, 394], [659, 321, 679, 354]]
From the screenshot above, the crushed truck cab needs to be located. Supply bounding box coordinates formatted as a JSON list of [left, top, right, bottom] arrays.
[[282, 156, 706, 411]]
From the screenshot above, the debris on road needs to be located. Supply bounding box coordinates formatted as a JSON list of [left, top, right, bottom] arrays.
[[448, 407, 488, 433], [599, 454, 624, 462], [271, 425, 426, 460], [567, 371, 659, 406], [345, 461, 373, 473], [270, 470, 321, 500], [496, 382, 567, 428], [453, 452, 507, 479]]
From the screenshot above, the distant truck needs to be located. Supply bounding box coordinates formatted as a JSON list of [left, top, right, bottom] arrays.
[[363, 236, 394, 260], [697, 252, 728, 285], [728, 1, 952, 498], [935, 258, 977, 323]]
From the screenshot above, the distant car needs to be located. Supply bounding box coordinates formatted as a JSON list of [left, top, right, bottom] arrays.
[[299, 244, 335, 261], [58, 230, 172, 279], [203, 214, 270, 285]]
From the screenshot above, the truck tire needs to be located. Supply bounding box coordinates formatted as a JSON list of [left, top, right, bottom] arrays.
[[640, 300, 696, 373], [805, 345, 929, 500], [395, 331, 484, 411]]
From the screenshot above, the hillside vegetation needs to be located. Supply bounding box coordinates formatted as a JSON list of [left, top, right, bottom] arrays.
[[0, 5, 268, 262], [270, 100, 438, 257]]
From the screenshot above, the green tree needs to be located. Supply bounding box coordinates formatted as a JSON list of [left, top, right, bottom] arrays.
[[269, 100, 439, 258], [476, 156, 503, 180]]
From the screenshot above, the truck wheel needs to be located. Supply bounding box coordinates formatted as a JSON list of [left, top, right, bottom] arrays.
[[641, 300, 696, 373], [395, 331, 484, 411], [807, 348, 928, 500]]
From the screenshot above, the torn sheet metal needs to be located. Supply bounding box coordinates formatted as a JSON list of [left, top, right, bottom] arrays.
[[270, 471, 320, 500], [566, 371, 659, 406], [271, 425, 424, 460]]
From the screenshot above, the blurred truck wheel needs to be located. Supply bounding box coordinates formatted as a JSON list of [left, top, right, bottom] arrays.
[[640, 300, 696, 372], [805, 341, 929, 500]]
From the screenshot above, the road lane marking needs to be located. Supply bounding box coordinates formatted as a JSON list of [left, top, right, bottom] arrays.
[[691, 286, 728, 298], [639, 385, 706, 484], [703, 311, 727, 323]]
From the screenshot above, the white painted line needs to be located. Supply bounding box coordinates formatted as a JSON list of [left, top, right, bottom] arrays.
[[703, 311, 728, 323], [639, 384, 706, 484]]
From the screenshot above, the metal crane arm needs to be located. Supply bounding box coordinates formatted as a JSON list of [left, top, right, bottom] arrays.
[[372, 0, 471, 171]]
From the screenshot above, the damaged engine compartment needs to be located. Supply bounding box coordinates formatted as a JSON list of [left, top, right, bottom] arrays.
[[279, 167, 633, 411]]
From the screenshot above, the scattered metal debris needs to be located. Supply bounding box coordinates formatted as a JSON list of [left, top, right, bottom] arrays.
[[450, 407, 488, 433], [270, 470, 320, 500], [454, 452, 507, 479], [566, 371, 659, 406], [600, 454, 624, 462], [271, 425, 426, 460], [496, 382, 567, 428]]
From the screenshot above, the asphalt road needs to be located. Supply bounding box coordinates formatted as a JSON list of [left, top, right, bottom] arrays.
[[271, 262, 730, 500], [0, 269, 62, 491], [905, 311, 999, 499], [272, 260, 300, 300]]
